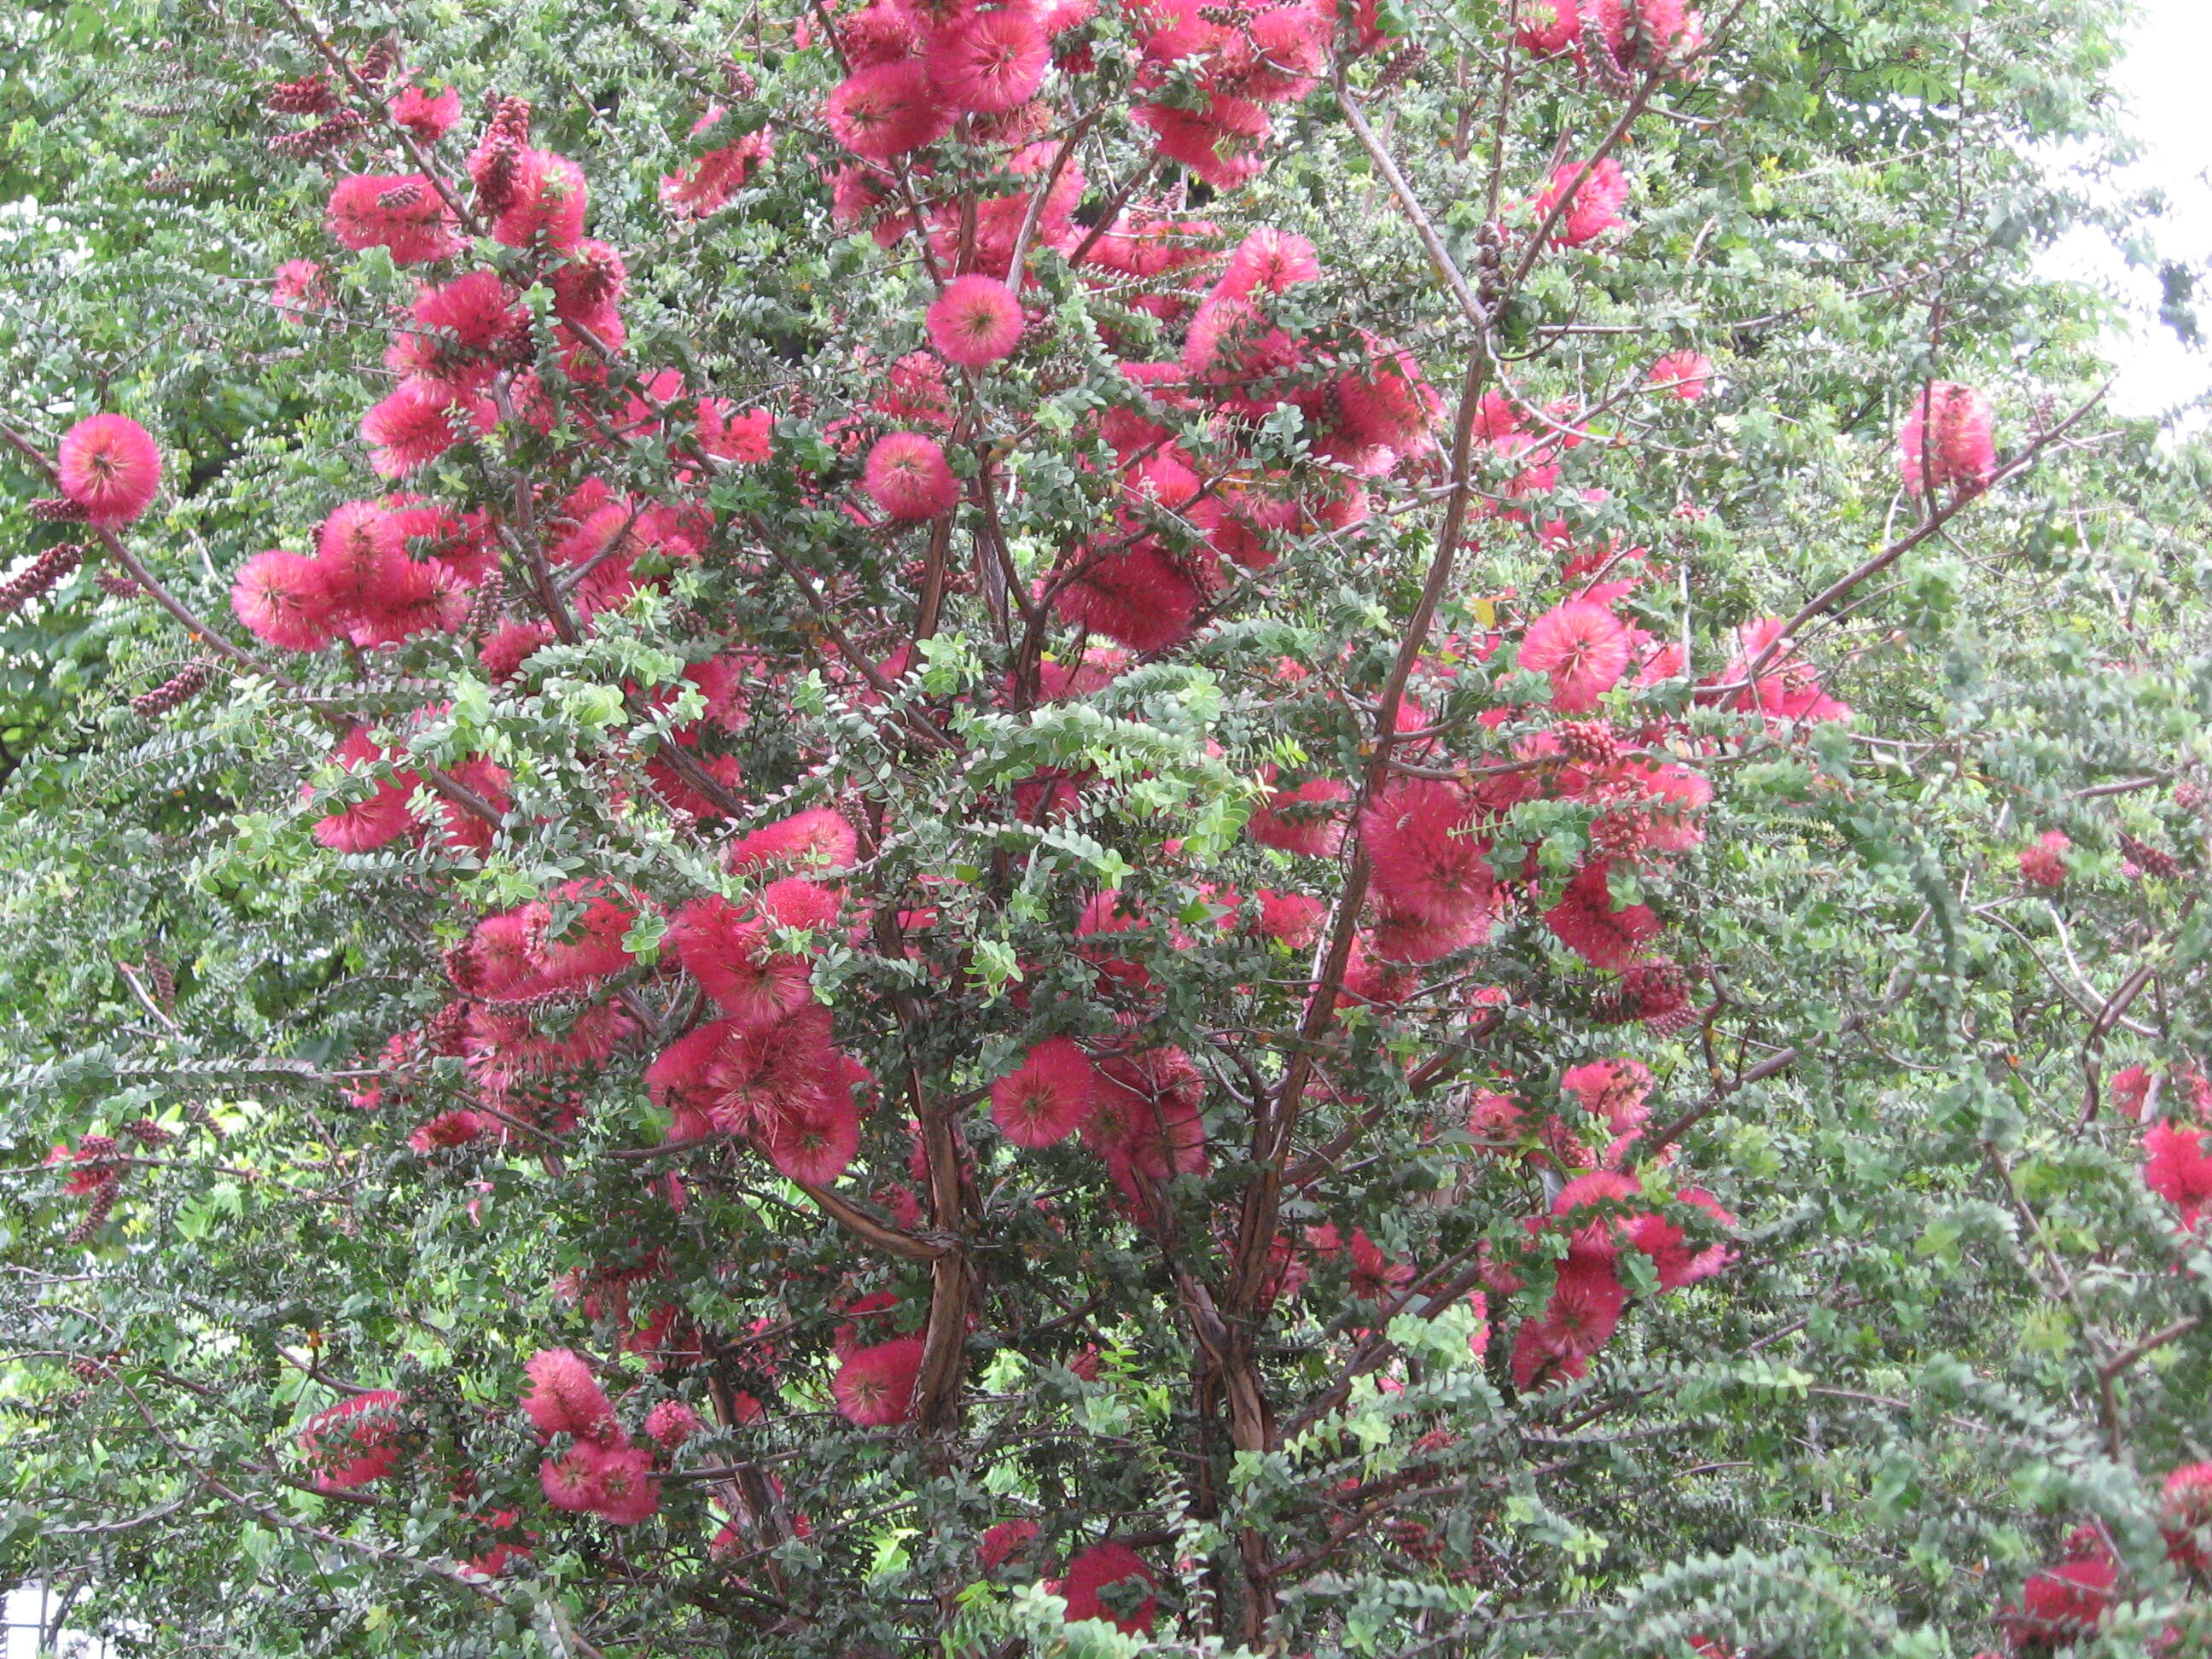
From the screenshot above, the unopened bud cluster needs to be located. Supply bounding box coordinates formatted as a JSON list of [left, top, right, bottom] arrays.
[[0, 542, 82, 615]]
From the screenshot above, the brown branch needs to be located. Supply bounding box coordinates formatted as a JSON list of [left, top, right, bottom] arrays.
[[2098, 1316, 2203, 1383], [1334, 66, 1487, 329], [792, 1178, 949, 1263]]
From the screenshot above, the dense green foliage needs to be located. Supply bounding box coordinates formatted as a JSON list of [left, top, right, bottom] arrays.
[[4, 1, 2212, 1656]]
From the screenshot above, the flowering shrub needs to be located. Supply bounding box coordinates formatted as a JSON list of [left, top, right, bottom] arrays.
[[3, 0, 2207, 1656]]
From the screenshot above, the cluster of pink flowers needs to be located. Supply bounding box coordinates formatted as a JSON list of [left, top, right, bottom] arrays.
[[1460, 1057, 1736, 1387], [1491, 1165, 1737, 1389], [194, 3, 1844, 1577], [520, 1347, 661, 1525], [233, 495, 494, 654], [819, 0, 1330, 202], [1514, 0, 1706, 72]]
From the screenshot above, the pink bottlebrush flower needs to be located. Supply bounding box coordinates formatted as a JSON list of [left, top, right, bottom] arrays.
[[465, 1000, 632, 1086], [1049, 542, 1205, 653], [521, 1348, 620, 1445], [927, 274, 1025, 368], [1898, 381, 1996, 496], [727, 806, 860, 875], [1247, 776, 1352, 857], [2163, 1462, 2212, 1571], [1646, 349, 1711, 400], [1216, 226, 1320, 298], [362, 381, 490, 477], [1471, 389, 1523, 440], [1532, 1254, 1627, 1359], [539, 1445, 605, 1511], [1210, 0, 1329, 100], [1334, 342, 1441, 452], [1519, 600, 1633, 712], [1559, 1058, 1653, 1133], [271, 259, 328, 317], [698, 399, 773, 462], [493, 151, 588, 251], [1596, 0, 1693, 63], [1534, 157, 1628, 246], [2145, 1119, 2212, 1231], [1515, 0, 1580, 53], [325, 173, 459, 264], [481, 618, 556, 680], [647, 1019, 737, 1136], [703, 1005, 842, 1133], [1544, 859, 1661, 972], [880, 351, 955, 427], [1362, 777, 1497, 928], [387, 495, 498, 582], [529, 878, 637, 988], [824, 61, 952, 160], [2018, 829, 2070, 888], [839, 0, 922, 66], [407, 1109, 492, 1152], [979, 1518, 1040, 1569], [412, 270, 518, 351], [56, 414, 160, 527], [754, 1086, 863, 1185], [356, 556, 469, 646], [1999, 1547, 2116, 1652], [1510, 1318, 1591, 1391], [1133, 96, 1271, 192], [833, 1335, 926, 1425], [2110, 1063, 2157, 1122], [1367, 905, 1491, 965], [310, 725, 418, 853], [1341, 1227, 1414, 1303], [992, 1035, 1100, 1147], [551, 239, 628, 326], [830, 162, 905, 243], [833, 1289, 901, 1358], [760, 876, 841, 933], [1468, 1087, 1528, 1154], [389, 83, 462, 141], [1627, 1187, 1736, 1288], [231, 550, 333, 651], [1180, 294, 1302, 387], [1715, 619, 1853, 725], [585, 1442, 660, 1526], [644, 1399, 701, 1449], [448, 910, 556, 1002], [661, 108, 773, 216], [864, 431, 960, 520], [1075, 889, 1152, 990], [1059, 1541, 1158, 1634], [1254, 888, 1326, 948], [928, 6, 1051, 113], [668, 894, 814, 1030], [1549, 1169, 1643, 1258], [298, 1390, 407, 1491], [1086, 1047, 1207, 1185]]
